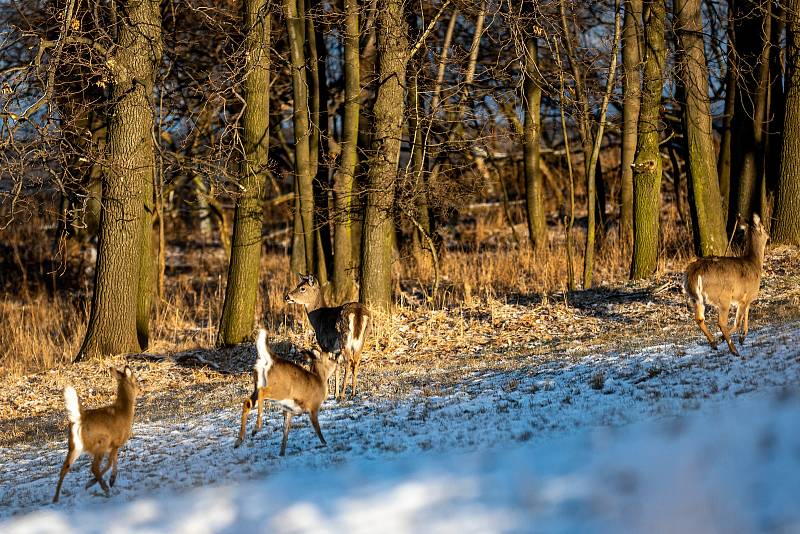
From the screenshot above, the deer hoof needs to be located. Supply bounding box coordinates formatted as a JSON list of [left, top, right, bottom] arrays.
[[234, 438, 243, 448], [738, 335, 746, 345]]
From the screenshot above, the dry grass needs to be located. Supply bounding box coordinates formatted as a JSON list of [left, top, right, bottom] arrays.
[[2, 200, 799, 449]]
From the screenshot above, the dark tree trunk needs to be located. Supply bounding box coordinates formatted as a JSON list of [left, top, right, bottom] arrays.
[[218, 0, 271, 346], [621, 0, 643, 250], [523, 35, 545, 250]]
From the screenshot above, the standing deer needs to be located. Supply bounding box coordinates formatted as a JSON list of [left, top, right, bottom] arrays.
[[285, 274, 371, 400], [234, 329, 337, 456], [683, 213, 769, 356], [53, 366, 139, 503]]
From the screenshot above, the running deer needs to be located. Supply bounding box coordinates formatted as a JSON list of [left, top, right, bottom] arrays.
[[234, 329, 337, 456], [683, 213, 769, 356], [284, 274, 371, 400], [53, 366, 139, 503]]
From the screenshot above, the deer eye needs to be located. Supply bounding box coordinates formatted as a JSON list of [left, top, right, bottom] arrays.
[[300, 287, 306, 292]]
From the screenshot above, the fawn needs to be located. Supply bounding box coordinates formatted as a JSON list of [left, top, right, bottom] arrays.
[[53, 366, 140, 503], [285, 274, 371, 400], [234, 329, 337, 456], [683, 213, 769, 356]]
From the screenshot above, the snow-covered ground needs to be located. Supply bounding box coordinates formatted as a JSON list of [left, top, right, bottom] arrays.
[[2, 323, 799, 533]]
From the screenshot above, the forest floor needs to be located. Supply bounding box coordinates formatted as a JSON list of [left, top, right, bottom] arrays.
[[1, 246, 800, 531]]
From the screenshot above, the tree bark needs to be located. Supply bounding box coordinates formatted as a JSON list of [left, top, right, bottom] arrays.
[[523, 35, 545, 250], [77, 0, 162, 360], [217, 0, 271, 346], [332, 0, 360, 302], [774, 0, 800, 244], [673, 0, 727, 256], [729, 0, 770, 230], [359, 0, 408, 310], [631, 0, 666, 279], [285, 0, 315, 275], [621, 0, 642, 250]]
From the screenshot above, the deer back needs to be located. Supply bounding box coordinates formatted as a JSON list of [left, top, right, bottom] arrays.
[[260, 358, 330, 412]]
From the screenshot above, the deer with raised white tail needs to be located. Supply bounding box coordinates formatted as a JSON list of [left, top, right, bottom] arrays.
[[234, 329, 337, 456], [53, 366, 139, 503], [285, 274, 371, 400], [683, 213, 770, 356]]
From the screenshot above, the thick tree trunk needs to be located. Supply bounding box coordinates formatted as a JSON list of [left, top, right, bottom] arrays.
[[217, 0, 270, 346], [673, 0, 727, 256], [774, 0, 800, 244], [359, 0, 407, 310], [729, 0, 770, 230], [332, 0, 360, 302], [621, 0, 642, 250], [631, 0, 666, 279], [285, 0, 315, 275], [77, 0, 162, 360], [523, 35, 545, 251], [718, 23, 735, 221]]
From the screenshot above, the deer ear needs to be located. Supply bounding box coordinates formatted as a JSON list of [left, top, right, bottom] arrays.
[[307, 274, 316, 286], [124, 366, 133, 378], [752, 213, 761, 226]]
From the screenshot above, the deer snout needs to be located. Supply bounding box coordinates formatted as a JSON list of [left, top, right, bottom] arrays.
[[284, 294, 293, 304]]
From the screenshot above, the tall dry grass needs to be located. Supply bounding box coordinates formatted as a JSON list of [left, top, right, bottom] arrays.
[[1, 197, 696, 376]]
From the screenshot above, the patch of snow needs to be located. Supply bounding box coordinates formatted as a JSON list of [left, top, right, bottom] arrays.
[[2, 323, 800, 532]]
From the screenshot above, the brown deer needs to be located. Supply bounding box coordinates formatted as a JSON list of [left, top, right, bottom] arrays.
[[683, 213, 770, 356], [53, 366, 140, 503], [285, 274, 371, 400], [234, 329, 338, 456]]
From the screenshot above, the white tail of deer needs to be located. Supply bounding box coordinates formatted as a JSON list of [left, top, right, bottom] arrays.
[[234, 329, 337, 456], [284, 274, 371, 400], [683, 213, 769, 356], [53, 366, 140, 503]]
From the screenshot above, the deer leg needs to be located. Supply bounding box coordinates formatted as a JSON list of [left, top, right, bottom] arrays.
[[740, 303, 751, 344], [310, 409, 327, 446], [91, 454, 110, 496], [693, 301, 717, 350], [85, 453, 112, 489], [334, 360, 341, 399], [339, 358, 350, 401], [350, 358, 359, 398], [717, 302, 739, 356], [53, 444, 80, 503], [279, 411, 293, 457], [235, 396, 254, 448], [253, 389, 265, 437], [732, 304, 744, 337], [108, 447, 120, 487]]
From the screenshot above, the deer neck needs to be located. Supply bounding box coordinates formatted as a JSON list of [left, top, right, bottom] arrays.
[[114, 383, 137, 417], [746, 232, 768, 270], [303, 290, 327, 314]]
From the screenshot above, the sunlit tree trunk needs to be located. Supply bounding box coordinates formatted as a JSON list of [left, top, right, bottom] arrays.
[[217, 0, 271, 346], [774, 0, 800, 245], [360, 0, 407, 310], [77, 0, 162, 360], [673, 0, 727, 256], [631, 0, 666, 279], [523, 35, 545, 250], [621, 0, 642, 250]]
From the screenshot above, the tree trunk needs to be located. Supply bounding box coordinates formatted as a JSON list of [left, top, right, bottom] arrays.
[[285, 0, 315, 274], [630, 0, 666, 279], [774, 0, 800, 244], [77, 0, 162, 360], [332, 0, 360, 302], [359, 0, 407, 310], [673, 0, 727, 256], [717, 19, 735, 221], [621, 0, 642, 250], [729, 0, 770, 230], [218, 0, 270, 346], [523, 35, 545, 251]]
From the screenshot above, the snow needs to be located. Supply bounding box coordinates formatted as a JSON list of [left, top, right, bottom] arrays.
[[2, 322, 800, 533]]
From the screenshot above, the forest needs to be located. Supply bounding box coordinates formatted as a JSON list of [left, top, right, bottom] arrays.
[[2, 0, 800, 529]]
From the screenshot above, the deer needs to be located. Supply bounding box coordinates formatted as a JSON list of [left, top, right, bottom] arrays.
[[234, 329, 338, 456], [683, 213, 770, 356], [53, 366, 140, 503], [284, 274, 371, 400]]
